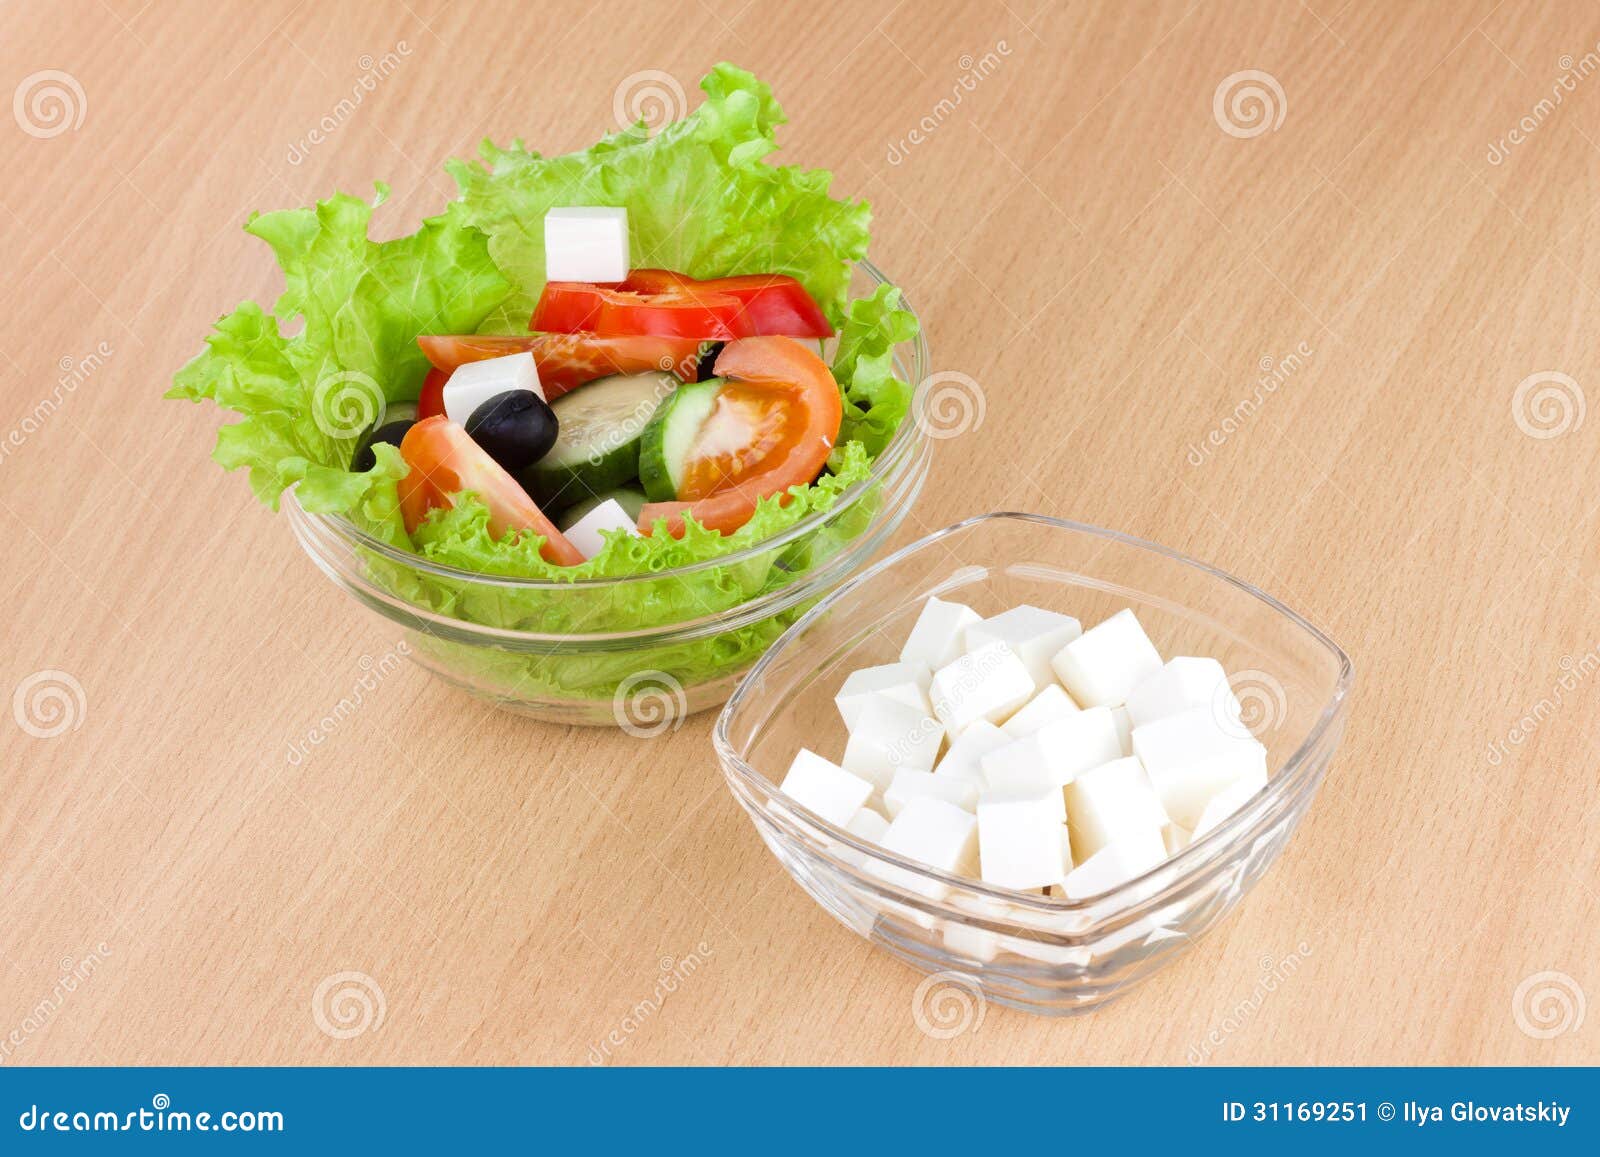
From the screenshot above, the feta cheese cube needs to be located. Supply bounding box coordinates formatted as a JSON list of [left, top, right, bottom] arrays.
[[1063, 755, 1169, 860], [544, 206, 629, 283], [834, 662, 932, 731], [965, 604, 1082, 691], [1060, 827, 1168, 899], [977, 788, 1072, 890], [899, 596, 981, 669], [933, 719, 1010, 783], [871, 796, 979, 899], [1110, 705, 1133, 756], [841, 696, 944, 792], [845, 807, 890, 843], [1001, 683, 1080, 737], [1131, 707, 1269, 829], [884, 768, 979, 818], [1192, 776, 1268, 838], [778, 749, 874, 827], [929, 642, 1034, 734], [1163, 822, 1192, 856], [1049, 608, 1163, 708], [562, 498, 639, 560], [982, 706, 1124, 797], [1124, 656, 1240, 728], [942, 922, 1001, 963], [442, 352, 543, 425]]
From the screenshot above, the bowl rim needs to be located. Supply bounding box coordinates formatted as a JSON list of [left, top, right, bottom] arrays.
[[288, 259, 929, 592], [713, 510, 1355, 918]]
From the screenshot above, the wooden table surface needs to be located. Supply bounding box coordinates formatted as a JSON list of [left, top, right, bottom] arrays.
[[2, 0, 1596, 1066]]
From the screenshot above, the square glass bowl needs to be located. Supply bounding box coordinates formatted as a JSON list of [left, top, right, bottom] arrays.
[[714, 512, 1352, 1016]]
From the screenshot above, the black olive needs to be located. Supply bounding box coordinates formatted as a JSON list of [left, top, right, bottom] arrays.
[[465, 389, 558, 472], [694, 341, 724, 381], [350, 418, 414, 472]]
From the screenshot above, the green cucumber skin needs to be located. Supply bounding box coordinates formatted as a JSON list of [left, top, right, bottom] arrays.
[[521, 373, 675, 507], [638, 377, 722, 503]]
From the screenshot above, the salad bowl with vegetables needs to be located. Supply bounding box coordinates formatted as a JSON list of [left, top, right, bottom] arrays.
[[170, 65, 930, 726]]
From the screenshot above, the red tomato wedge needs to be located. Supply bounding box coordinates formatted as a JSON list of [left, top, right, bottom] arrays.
[[530, 281, 744, 339], [398, 416, 584, 566], [637, 336, 843, 537], [620, 269, 833, 338], [415, 333, 707, 407], [417, 367, 448, 420]]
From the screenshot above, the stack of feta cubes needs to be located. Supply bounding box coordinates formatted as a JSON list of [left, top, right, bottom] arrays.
[[778, 597, 1270, 900]]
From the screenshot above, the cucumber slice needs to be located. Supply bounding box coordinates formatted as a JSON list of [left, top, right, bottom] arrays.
[[637, 377, 722, 501], [556, 486, 648, 530], [521, 372, 677, 506]]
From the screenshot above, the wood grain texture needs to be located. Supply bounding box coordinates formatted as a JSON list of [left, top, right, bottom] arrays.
[[1, 0, 1596, 1065]]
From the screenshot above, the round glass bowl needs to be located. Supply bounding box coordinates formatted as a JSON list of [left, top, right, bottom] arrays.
[[286, 262, 931, 727], [714, 512, 1352, 1016]]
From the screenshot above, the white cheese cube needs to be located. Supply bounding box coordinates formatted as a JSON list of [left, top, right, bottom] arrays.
[[1064, 756, 1169, 860], [977, 788, 1072, 890], [942, 922, 1001, 963], [982, 706, 1124, 797], [841, 696, 944, 792], [834, 662, 932, 731], [1001, 683, 1080, 737], [965, 604, 1082, 691], [1131, 707, 1269, 829], [778, 749, 874, 827], [1192, 776, 1268, 838], [933, 720, 1010, 783], [544, 206, 629, 283], [899, 596, 981, 669], [442, 352, 544, 425], [1163, 822, 1192, 856], [845, 807, 890, 843], [562, 498, 639, 560], [1110, 705, 1133, 756], [1125, 656, 1240, 728], [1049, 608, 1163, 708], [1060, 827, 1168, 899], [871, 796, 980, 899], [929, 642, 1034, 734], [884, 769, 979, 818]]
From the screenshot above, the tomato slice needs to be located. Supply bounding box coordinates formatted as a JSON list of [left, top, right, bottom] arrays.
[[417, 367, 448, 420], [416, 333, 707, 403], [620, 269, 833, 338], [637, 336, 843, 537], [398, 416, 584, 566], [530, 281, 744, 339]]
